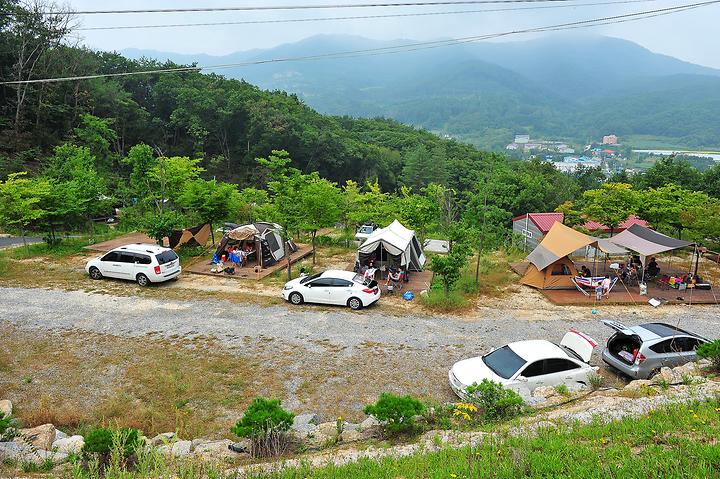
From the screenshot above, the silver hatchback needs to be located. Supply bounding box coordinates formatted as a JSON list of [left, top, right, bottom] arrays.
[[601, 320, 709, 379]]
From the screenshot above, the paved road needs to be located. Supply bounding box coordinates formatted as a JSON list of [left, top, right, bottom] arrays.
[[0, 236, 43, 248], [1, 286, 718, 418]]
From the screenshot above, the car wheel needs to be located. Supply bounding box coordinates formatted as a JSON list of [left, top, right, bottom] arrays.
[[89, 267, 103, 280], [348, 297, 363, 310], [289, 292, 303, 305], [136, 273, 150, 287]]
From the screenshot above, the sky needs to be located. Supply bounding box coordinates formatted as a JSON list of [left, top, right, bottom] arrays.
[[63, 0, 720, 69]]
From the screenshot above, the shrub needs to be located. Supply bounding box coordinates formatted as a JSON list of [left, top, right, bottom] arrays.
[[588, 372, 604, 391], [697, 339, 720, 370], [0, 412, 19, 441], [231, 397, 294, 458], [82, 427, 141, 458], [465, 380, 524, 420], [363, 393, 425, 436], [554, 384, 570, 396]]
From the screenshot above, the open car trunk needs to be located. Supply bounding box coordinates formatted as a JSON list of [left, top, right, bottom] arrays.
[[607, 333, 643, 365]]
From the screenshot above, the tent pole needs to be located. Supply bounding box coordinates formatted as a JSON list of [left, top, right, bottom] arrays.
[[694, 245, 700, 277]]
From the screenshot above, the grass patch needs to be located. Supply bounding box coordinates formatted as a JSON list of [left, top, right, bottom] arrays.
[[253, 399, 720, 478], [420, 289, 467, 312]]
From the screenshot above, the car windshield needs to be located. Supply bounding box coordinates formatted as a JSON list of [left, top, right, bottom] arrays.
[[155, 250, 178, 265], [300, 272, 322, 284], [359, 226, 373, 234], [482, 345, 526, 379]]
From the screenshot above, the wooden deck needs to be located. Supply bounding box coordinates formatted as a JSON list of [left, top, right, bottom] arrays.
[[512, 261, 719, 306], [185, 244, 313, 281], [84, 232, 168, 252]]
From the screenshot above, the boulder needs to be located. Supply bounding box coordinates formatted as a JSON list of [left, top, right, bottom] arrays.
[[54, 430, 69, 441], [0, 400, 12, 417], [340, 428, 374, 443], [17, 424, 56, 450], [359, 415, 381, 431], [316, 422, 339, 438], [532, 386, 559, 399], [0, 441, 24, 461], [52, 435, 84, 455], [192, 439, 238, 461], [170, 440, 192, 457], [672, 362, 700, 377], [0, 441, 67, 465], [150, 432, 176, 445], [228, 439, 251, 454], [653, 367, 681, 385], [624, 379, 654, 391], [291, 413, 320, 436]]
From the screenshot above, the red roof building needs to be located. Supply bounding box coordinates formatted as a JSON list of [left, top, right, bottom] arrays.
[[513, 213, 649, 237]]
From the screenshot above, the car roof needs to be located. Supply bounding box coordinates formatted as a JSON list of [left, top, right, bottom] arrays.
[[507, 340, 569, 362], [320, 270, 358, 280], [636, 322, 702, 340], [114, 243, 170, 254]]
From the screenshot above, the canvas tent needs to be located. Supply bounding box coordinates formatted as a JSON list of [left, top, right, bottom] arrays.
[[521, 222, 596, 289], [357, 220, 426, 271], [168, 223, 211, 249], [215, 222, 296, 267], [608, 224, 694, 264]]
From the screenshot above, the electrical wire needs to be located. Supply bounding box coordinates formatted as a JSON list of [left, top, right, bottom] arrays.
[[76, 0, 662, 31], [28, 0, 624, 16], [2, 0, 716, 85]]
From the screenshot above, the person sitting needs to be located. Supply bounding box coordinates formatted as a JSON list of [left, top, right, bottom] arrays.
[[580, 265, 592, 278], [646, 257, 660, 278], [387, 267, 402, 289]]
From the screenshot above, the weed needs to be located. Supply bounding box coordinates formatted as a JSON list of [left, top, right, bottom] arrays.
[[587, 372, 604, 391], [554, 384, 570, 396], [22, 375, 32, 384], [655, 378, 671, 390]]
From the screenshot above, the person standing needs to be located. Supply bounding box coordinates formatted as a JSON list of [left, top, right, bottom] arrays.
[[601, 274, 612, 299]]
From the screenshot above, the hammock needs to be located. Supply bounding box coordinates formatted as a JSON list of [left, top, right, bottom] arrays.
[[572, 276, 618, 296]]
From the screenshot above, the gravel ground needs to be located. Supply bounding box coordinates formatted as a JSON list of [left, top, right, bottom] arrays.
[[1, 286, 719, 420]]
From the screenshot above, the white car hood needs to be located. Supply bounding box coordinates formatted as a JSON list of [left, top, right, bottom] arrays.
[[451, 356, 505, 387]]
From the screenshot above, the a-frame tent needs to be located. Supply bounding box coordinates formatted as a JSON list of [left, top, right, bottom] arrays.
[[521, 222, 596, 289], [357, 220, 426, 271]]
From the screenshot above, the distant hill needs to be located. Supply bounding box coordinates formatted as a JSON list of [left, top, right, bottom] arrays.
[[123, 34, 720, 150]]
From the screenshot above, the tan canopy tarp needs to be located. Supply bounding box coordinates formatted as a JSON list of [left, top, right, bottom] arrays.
[[227, 224, 260, 241], [609, 224, 693, 261], [527, 221, 596, 271]]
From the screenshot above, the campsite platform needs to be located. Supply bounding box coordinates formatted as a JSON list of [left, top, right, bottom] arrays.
[[512, 261, 719, 306], [84, 232, 168, 252], [185, 243, 313, 281]]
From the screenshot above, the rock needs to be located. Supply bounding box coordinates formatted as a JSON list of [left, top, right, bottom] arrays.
[[0, 441, 24, 461], [193, 440, 237, 461], [624, 379, 653, 391], [342, 422, 359, 432], [340, 428, 375, 443], [291, 413, 320, 436], [52, 435, 84, 455], [32, 449, 68, 465], [697, 358, 712, 368], [673, 362, 700, 377], [317, 422, 339, 438], [229, 439, 251, 454], [653, 367, 681, 385], [170, 440, 192, 457], [150, 432, 176, 445], [54, 430, 69, 441], [359, 415, 381, 431], [532, 386, 559, 399], [0, 400, 12, 418], [17, 424, 56, 450]]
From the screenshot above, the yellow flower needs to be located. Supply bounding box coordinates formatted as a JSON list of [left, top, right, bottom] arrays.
[[450, 474, 457, 478]]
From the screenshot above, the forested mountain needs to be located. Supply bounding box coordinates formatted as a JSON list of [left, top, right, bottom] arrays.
[[125, 34, 720, 149]]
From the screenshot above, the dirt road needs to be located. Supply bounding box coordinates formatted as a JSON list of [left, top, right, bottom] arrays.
[[1, 286, 718, 424]]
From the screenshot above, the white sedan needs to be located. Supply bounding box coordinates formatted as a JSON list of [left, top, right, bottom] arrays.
[[448, 331, 598, 399], [282, 270, 380, 310]]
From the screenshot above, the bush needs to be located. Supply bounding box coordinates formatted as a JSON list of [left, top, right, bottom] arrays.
[[363, 393, 425, 436], [465, 380, 524, 420], [82, 427, 141, 458], [420, 289, 467, 312], [231, 397, 294, 458], [0, 412, 19, 441], [697, 339, 720, 370]]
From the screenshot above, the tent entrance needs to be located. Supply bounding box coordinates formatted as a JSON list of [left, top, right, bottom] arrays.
[[358, 243, 401, 270]]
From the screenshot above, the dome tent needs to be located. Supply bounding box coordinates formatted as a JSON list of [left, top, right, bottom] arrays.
[[357, 220, 426, 271]]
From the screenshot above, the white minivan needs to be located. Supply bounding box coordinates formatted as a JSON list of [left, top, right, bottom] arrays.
[[86, 243, 181, 286]]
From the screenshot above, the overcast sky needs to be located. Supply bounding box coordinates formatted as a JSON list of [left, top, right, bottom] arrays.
[[64, 0, 720, 69]]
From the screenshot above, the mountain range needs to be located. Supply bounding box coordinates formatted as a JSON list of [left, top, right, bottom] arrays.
[[123, 34, 720, 150]]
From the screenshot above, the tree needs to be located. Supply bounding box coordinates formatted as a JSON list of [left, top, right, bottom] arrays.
[[0, 172, 50, 247], [257, 150, 305, 280], [555, 201, 583, 228], [147, 156, 204, 212], [142, 210, 184, 246], [430, 244, 470, 298], [582, 183, 639, 237], [178, 179, 241, 244], [401, 144, 447, 190], [636, 156, 702, 190], [298, 174, 342, 264], [637, 184, 709, 239], [396, 186, 438, 245]]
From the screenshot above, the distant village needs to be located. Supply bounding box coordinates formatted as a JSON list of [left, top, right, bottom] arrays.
[[506, 133, 626, 174]]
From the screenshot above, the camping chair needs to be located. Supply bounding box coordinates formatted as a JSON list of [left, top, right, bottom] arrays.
[[572, 276, 618, 297]]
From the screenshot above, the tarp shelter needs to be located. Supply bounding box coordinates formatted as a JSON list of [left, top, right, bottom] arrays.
[[608, 224, 694, 264], [521, 222, 596, 289], [357, 220, 426, 271], [168, 223, 211, 249], [215, 222, 296, 267]]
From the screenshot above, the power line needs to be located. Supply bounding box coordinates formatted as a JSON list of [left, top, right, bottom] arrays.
[[33, 0, 625, 15], [76, 0, 661, 31], [2, 0, 716, 85]]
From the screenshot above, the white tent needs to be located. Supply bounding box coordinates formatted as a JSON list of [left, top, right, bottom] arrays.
[[357, 220, 426, 271]]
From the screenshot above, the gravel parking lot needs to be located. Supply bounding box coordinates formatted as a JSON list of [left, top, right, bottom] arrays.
[[1, 286, 718, 422]]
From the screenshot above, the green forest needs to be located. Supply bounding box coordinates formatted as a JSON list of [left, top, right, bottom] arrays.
[[2, 0, 720, 269]]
